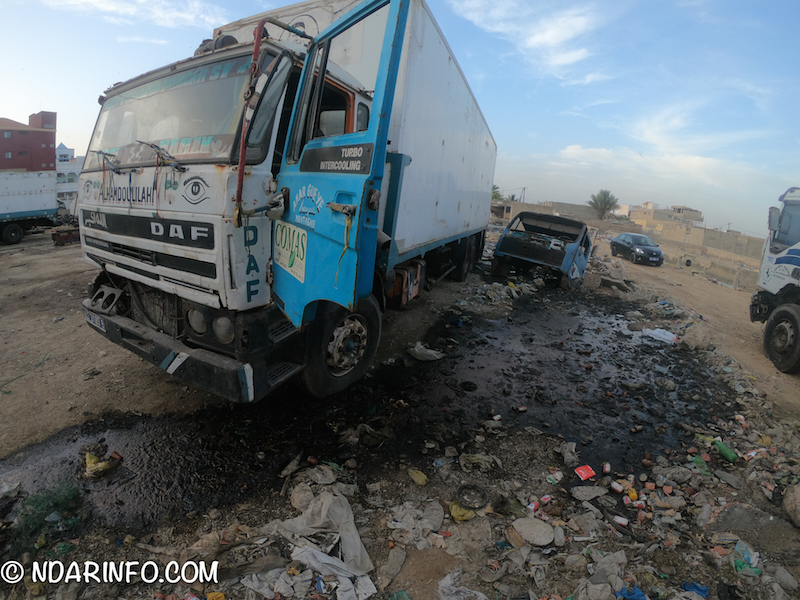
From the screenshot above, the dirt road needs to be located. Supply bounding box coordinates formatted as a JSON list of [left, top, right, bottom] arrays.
[[597, 240, 798, 416], [0, 235, 797, 460]]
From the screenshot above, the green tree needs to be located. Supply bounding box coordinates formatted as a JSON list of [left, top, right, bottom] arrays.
[[506, 193, 517, 203], [587, 189, 619, 220], [492, 184, 503, 201]]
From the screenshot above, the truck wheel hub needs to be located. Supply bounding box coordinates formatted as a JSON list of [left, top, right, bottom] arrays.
[[772, 320, 796, 354], [326, 315, 368, 376]]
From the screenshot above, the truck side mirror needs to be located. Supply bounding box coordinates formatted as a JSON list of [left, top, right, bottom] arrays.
[[768, 206, 780, 232]]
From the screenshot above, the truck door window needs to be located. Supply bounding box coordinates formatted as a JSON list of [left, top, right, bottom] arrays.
[[775, 204, 800, 249], [357, 103, 370, 132], [245, 53, 293, 162], [288, 3, 389, 162]]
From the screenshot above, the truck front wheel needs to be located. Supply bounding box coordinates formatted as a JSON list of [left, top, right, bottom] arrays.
[[2, 223, 23, 245], [301, 296, 382, 398], [764, 304, 800, 373]]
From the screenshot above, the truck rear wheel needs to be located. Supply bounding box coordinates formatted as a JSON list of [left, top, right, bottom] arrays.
[[764, 304, 800, 373], [2, 223, 23, 245], [450, 235, 477, 282], [300, 296, 382, 398]]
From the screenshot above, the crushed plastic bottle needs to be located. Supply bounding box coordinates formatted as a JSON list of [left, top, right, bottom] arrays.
[[692, 454, 711, 475], [696, 503, 713, 528], [713, 440, 738, 463]]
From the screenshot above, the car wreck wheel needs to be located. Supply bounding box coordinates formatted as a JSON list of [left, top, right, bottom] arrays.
[[300, 296, 382, 398], [764, 304, 800, 373]]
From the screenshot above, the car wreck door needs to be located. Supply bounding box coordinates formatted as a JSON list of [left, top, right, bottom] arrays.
[[272, 0, 409, 327]]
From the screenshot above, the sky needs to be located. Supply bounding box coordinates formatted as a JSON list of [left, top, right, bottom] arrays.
[[2, 0, 798, 237]]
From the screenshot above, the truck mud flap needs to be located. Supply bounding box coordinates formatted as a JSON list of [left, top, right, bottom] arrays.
[[81, 299, 298, 402]]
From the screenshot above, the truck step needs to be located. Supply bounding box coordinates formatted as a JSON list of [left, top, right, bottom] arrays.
[[266, 361, 304, 388], [268, 316, 297, 345]]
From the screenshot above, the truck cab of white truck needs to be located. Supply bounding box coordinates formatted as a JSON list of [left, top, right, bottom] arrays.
[[78, 0, 496, 402], [750, 186, 800, 373]]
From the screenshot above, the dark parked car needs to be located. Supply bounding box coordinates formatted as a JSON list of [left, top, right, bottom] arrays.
[[610, 233, 664, 266]]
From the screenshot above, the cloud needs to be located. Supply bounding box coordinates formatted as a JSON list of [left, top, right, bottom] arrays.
[[522, 8, 596, 49], [630, 104, 772, 155], [549, 48, 590, 66], [117, 36, 168, 44], [725, 79, 774, 112], [493, 144, 785, 235], [555, 144, 768, 193], [103, 16, 134, 25], [40, 0, 226, 29], [445, 0, 605, 79]]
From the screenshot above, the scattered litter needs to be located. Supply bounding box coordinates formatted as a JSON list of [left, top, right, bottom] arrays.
[[642, 328, 678, 344], [407, 341, 445, 361]]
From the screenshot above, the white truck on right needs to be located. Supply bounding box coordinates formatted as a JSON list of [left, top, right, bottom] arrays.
[[750, 186, 800, 373]]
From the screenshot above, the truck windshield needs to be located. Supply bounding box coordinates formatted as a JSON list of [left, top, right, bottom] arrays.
[[84, 52, 269, 171]]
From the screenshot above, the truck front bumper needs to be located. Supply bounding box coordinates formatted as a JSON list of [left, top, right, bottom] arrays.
[[82, 299, 262, 402], [749, 291, 773, 323]]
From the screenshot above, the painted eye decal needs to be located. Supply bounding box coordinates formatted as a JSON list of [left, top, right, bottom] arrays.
[[182, 176, 210, 205], [83, 180, 93, 197]]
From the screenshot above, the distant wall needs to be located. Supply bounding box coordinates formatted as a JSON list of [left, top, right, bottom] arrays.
[[490, 201, 556, 224], [629, 209, 764, 261], [539, 201, 598, 221]]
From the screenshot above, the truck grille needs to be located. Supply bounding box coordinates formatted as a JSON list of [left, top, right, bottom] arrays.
[[85, 235, 217, 279]]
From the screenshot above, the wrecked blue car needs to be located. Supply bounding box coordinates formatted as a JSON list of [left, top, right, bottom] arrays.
[[493, 212, 592, 288]]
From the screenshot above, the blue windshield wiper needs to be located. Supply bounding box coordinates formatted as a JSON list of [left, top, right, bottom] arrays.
[[136, 140, 187, 172], [92, 150, 123, 174]]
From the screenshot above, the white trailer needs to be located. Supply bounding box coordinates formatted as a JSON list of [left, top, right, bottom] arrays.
[[78, 0, 496, 402], [0, 171, 60, 245]]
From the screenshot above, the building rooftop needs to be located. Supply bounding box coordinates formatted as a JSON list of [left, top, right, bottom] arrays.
[[0, 117, 52, 133]]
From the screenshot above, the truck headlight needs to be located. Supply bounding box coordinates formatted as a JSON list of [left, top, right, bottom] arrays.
[[187, 309, 207, 334], [212, 316, 235, 344]]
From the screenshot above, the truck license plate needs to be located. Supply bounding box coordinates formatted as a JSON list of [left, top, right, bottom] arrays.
[[83, 307, 106, 332]]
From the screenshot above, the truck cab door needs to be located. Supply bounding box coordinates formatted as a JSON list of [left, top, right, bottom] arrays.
[[272, 0, 409, 327]]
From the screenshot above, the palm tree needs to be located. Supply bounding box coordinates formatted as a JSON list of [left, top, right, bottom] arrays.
[[492, 185, 503, 201], [507, 193, 517, 203], [587, 189, 619, 220]]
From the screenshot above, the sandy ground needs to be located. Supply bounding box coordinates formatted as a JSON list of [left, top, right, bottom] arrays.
[[0, 232, 797, 460], [595, 239, 798, 418]]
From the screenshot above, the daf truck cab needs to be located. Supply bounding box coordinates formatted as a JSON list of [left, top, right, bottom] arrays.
[[750, 186, 800, 373], [78, 0, 496, 402]]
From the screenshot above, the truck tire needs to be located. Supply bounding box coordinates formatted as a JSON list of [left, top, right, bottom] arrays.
[[764, 304, 800, 373], [2, 223, 23, 245], [300, 296, 382, 398], [450, 235, 477, 282]]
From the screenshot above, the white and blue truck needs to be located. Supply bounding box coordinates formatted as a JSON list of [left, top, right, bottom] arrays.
[[1, 171, 60, 245], [750, 186, 800, 373], [78, 0, 497, 401]]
